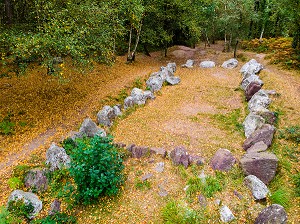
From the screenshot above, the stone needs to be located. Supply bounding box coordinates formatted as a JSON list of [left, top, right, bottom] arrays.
[[24, 169, 48, 192], [198, 170, 206, 184], [169, 146, 190, 168], [222, 58, 238, 69], [220, 205, 235, 223], [265, 90, 277, 95], [131, 145, 151, 158], [146, 73, 164, 92], [150, 147, 167, 158], [124, 96, 134, 109], [254, 204, 287, 224], [113, 105, 122, 116], [240, 59, 263, 79], [245, 82, 262, 101], [244, 175, 270, 200], [243, 113, 265, 138], [97, 105, 115, 127], [241, 75, 264, 90], [143, 90, 155, 101], [248, 90, 271, 113], [158, 185, 168, 197], [243, 124, 275, 150], [215, 199, 221, 206], [8, 190, 42, 219], [254, 109, 277, 125], [131, 88, 147, 105], [141, 173, 153, 181], [189, 154, 205, 166], [181, 59, 195, 68], [198, 194, 207, 207], [46, 143, 70, 171], [240, 152, 279, 185], [49, 199, 61, 216], [154, 162, 165, 173], [78, 117, 106, 138], [210, 148, 236, 171], [247, 141, 268, 153], [200, 61, 216, 68], [166, 62, 176, 73], [166, 75, 181, 85]]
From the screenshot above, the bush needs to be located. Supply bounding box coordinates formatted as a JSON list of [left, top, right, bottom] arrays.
[[0, 114, 15, 135], [7, 199, 34, 221], [32, 213, 76, 224], [68, 135, 124, 204]]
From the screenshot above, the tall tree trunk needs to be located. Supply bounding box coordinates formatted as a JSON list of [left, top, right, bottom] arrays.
[[143, 44, 151, 57], [4, 0, 13, 25], [228, 33, 232, 52], [259, 26, 265, 41], [205, 31, 210, 47], [234, 40, 239, 58], [127, 25, 133, 61], [224, 31, 227, 52], [130, 23, 142, 61]]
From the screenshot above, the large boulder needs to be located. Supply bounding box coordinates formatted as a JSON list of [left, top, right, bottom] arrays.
[[241, 75, 264, 90], [181, 59, 195, 68], [166, 62, 177, 74], [146, 73, 164, 92], [210, 148, 236, 171], [245, 82, 262, 101], [97, 105, 116, 127], [7, 190, 42, 219], [244, 175, 269, 200], [24, 169, 48, 192], [124, 88, 155, 109], [78, 117, 106, 138], [243, 113, 265, 138], [169, 146, 190, 168], [248, 90, 271, 113], [240, 152, 278, 185], [46, 143, 70, 171], [200, 61, 216, 68], [240, 59, 263, 79], [222, 58, 238, 69], [254, 204, 287, 224], [243, 124, 275, 150]]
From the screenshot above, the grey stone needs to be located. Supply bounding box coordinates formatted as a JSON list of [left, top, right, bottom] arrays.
[[131, 88, 147, 105], [124, 96, 135, 109], [254, 204, 287, 224], [220, 205, 235, 223], [158, 185, 168, 197], [166, 75, 181, 85], [240, 152, 279, 185], [154, 162, 165, 173], [78, 117, 106, 138], [241, 74, 264, 90], [198, 194, 207, 207], [243, 124, 275, 150], [265, 90, 277, 95], [222, 58, 238, 69], [198, 170, 206, 184], [97, 105, 115, 127], [181, 59, 194, 68], [46, 143, 70, 171], [254, 109, 277, 125], [169, 146, 190, 168], [143, 90, 155, 100], [24, 169, 48, 192], [166, 62, 177, 73], [131, 145, 151, 158], [141, 173, 153, 181], [146, 73, 164, 92], [210, 148, 236, 171], [150, 147, 167, 158], [247, 141, 268, 153], [240, 59, 263, 79], [113, 105, 122, 117], [200, 61, 216, 68], [8, 190, 42, 219], [49, 199, 61, 216], [248, 90, 271, 113], [246, 82, 262, 101], [243, 113, 265, 138], [244, 175, 270, 200], [189, 154, 205, 166]]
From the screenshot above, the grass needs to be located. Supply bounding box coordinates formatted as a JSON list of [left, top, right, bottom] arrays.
[[269, 187, 291, 208], [0, 114, 15, 135], [293, 173, 300, 197], [134, 179, 151, 190], [278, 125, 300, 144]]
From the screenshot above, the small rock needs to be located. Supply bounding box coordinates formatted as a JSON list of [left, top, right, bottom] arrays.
[[131, 88, 147, 105], [154, 162, 165, 173], [131, 145, 151, 158], [244, 175, 269, 200], [169, 146, 190, 168], [24, 169, 49, 192], [166, 62, 177, 73], [247, 141, 268, 153], [158, 185, 168, 197], [46, 143, 70, 171], [200, 61, 216, 68], [243, 113, 265, 138], [150, 147, 167, 158], [146, 74, 164, 92], [241, 74, 264, 90], [254, 204, 287, 224], [78, 117, 106, 138], [141, 173, 153, 181], [243, 124, 275, 150], [166, 75, 181, 85], [248, 90, 271, 113], [233, 190, 243, 200], [240, 152, 279, 185], [198, 170, 206, 184], [215, 199, 221, 206], [198, 194, 207, 207], [245, 82, 262, 101], [210, 148, 236, 171], [183, 185, 189, 191], [222, 58, 238, 69], [113, 105, 122, 117], [189, 154, 205, 166], [220, 205, 235, 223], [7, 190, 42, 219], [265, 90, 277, 95], [49, 199, 61, 216], [181, 59, 194, 68], [97, 105, 116, 127]]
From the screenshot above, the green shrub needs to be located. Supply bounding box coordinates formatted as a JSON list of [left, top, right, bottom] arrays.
[[7, 177, 24, 190], [68, 135, 124, 204], [161, 200, 204, 224], [32, 213, 77, 224], [0, 206, 23, 224], [12, 165, 31, 182], [0, 115, 15, 135], [7, 199, 34, 221]]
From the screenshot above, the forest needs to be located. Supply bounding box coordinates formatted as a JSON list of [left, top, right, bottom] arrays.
[[1, 0, 300, 71]]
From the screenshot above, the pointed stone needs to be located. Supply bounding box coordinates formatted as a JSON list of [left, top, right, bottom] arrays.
[[210, 148, 236, 171]]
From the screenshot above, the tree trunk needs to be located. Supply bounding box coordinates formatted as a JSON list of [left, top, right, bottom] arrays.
[[259, 26, 265, 41], [228, 33, 232, 52], [224, 32, 227, 52], [143, 44, 151, 57], [205, 31, 210, 47], [4, 0, 13, 24], [127, 25, 133, 61], [130, 23, 142, 61], [234, 40, 239, 58]]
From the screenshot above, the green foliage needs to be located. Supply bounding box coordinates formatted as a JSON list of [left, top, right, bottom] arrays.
[[48, 169, 71, 196], [0, 114, 15, 135], [293, 172, 300, 197], [68, 135, 124, 204], [62, 138, 77, 155], [161, 200, 204, 224], [135, 179, 151, 190], [7, 177, 24, 190], [32, 213, 77, 224], [210, 109, 243, 134], [269, 188, 291, 208], [12, 165, 31, 182], [0, 206, 23, 224], [186, 175, 223, 199], [132, 77, 143, 89], [279, 126, 300, 144], [7, 199, 34, 221]]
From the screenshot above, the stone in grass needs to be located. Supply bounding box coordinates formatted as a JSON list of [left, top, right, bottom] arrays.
[[248, 90, 271, 113], [141, 173, 153, 181], [244, 175, 269, 200], [247, 141, 268, 153], [198, 194, 207, 207], [46, 143, 70, 171], [181, 59, 194, 68], [243, 113, 265, 138], [78, 117, 107, 138], [240, 59, 264, 80], [166, 75, 181, 85], [150, 147, 167, 158], [97, 105, 116, 127], [240, 152, 278, 185], [129, 145, 152, 158], [254, 204, 287, 224], [220, 205, 235, 223], [241, 74, 264, 90], [154, 162, 165, 173], [200, 61, 216, 68], [49, 199, 61, 216], [189, 154, 205, 166], [24, 168, 49, 192], [7, 190, 42, 219], [124, 96, 135, 109], [254, 109, 277, 125], [245, 81, 262, 101], [158, 185, 168, 197], [146, 74, 164, 92], [113, 105, 122, 117], [169, 146, 190, 168], [222, 58, 238, 69], [210, 148, 236, 171]]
